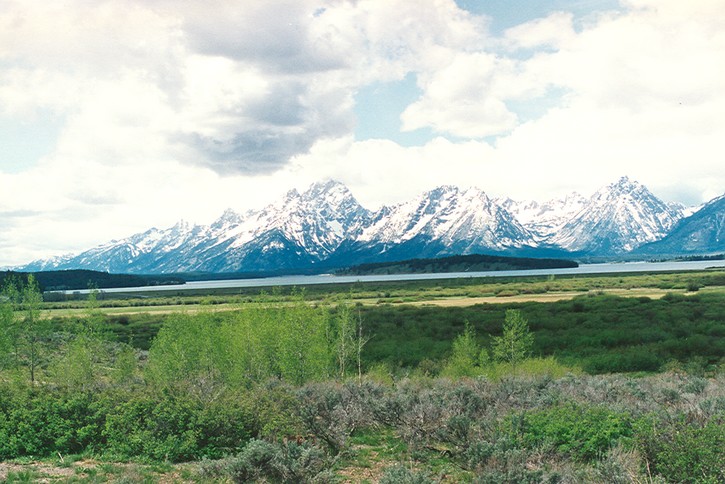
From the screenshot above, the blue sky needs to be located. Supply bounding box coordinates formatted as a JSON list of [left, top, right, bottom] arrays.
[[0, 0, 723, 266]]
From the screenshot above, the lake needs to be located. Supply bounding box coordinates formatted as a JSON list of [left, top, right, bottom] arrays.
[[65, 259, 725, 294]]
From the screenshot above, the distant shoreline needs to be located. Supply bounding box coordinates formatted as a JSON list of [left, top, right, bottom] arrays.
[[48, 259, 725, 295]]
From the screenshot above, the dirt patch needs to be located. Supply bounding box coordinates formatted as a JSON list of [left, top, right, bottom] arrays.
[[0, 459, 199, 483], [0, 461, 75, 482], [336, 449, 394, 483]]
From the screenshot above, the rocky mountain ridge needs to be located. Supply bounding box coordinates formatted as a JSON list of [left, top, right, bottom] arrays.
[[20, 177, 723, 274]]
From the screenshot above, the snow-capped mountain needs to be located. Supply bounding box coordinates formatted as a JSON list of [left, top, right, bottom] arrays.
[[22, 180, 371, 274], [327, 186, 536, 266], [191, 179, 372, 272], [634, 194, 725, 256], [499, 192, 588, 239], [19, 177, 718, 274], [360, 186, 533, 249], [549, 177, 684, 254]]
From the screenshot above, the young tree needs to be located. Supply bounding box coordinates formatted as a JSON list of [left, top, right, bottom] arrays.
[[276, 298, 332, 385], [335, 303, 354, 380], [0, 276, 23, 371], [0, 284, 17, 370], [442, 321, 481, 378], [54, 284, 112, 390], [333, 302, 370, 382], [355, 308, 370, 384], [491, 309, 534, 372], [147, 311, 226, 399], [20, 275, 50, 384]]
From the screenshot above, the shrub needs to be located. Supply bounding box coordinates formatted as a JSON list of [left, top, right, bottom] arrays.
[[295, 382, 360, 453], [482, 357, 581, 381], [510, 403, 633, 461], [0, 388, 105, 459], [635, 416, 725, 483], [473, 467, 546, 484], [654, 421, 725, 483], [583, 347, 662, 374], [379, 464, 433, 484], [103, 391, 252, 461], [464, 438, 547, 483], [199, 438, 332, 483]]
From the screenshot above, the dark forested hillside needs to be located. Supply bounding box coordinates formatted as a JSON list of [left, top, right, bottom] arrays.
[[0, 270, 184, 292], [337, 253, 578, 275]]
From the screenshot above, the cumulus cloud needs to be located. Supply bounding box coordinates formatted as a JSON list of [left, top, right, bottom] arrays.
[[0, 0, 724, 266], [401, 52, 520, 138], [0, 0, 492, 179]]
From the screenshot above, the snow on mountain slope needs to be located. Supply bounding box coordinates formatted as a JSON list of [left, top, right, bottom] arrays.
[[500, 192, 587, 239], [233, 179, 370, 255], [635, 193, 725, 256], [358, 186, 534, 251], [550, 177, 684, 254], [20, 177, 712, 274], [22, 180, 371, 273]]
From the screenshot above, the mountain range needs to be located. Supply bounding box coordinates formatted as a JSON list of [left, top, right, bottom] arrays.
[[20, 177, 724, 274]]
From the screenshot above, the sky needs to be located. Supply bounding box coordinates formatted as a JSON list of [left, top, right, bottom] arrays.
[[0, 0, 723, 267]]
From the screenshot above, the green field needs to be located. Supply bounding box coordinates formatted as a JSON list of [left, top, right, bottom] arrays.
[[0, 269, 723, 482]]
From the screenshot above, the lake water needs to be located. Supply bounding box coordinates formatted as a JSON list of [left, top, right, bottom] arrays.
[[71, 259, 725, 294]]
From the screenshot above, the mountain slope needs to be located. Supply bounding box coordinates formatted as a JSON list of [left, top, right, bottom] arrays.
[[328, 186, 536, 265], [634, 194, 725, 256], [19, 178, 717, 274], [500, 192, 588, 239], [22, 180, 371, 274], [549, 177, 683, 255]]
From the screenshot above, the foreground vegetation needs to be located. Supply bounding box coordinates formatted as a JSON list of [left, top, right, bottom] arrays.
[[65, 290, 725, 375], [1, 373, 723, 482], [0, 272, 724, 482]]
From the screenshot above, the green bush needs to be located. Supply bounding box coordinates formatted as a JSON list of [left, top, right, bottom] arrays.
[[103, 391, 252, 461], [482, 356, 581, 380], [0, 389, 105, 459], [635, 416, 725, 483], [510, 403, 633, 461]]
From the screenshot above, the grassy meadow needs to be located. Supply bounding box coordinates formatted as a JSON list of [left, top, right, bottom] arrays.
[[0, 269, 724, 482]]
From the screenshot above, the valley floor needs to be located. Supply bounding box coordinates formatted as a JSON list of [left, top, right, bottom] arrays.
[[1, 269, 723, 482]]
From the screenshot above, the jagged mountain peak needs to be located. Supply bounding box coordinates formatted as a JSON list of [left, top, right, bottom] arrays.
[[552, 177, 683, 254], [427, 184, 460, 195], [593, 176, 643, 200], [356, 184, 532, 251], [303, 178, 349, 197], [17, 178, 718, 274], [634, 192, 725, 256], [211, 208, 245, 230], [612, 175, 636, 188], [500, 192, 588, 239], [171, 219, 195, 231]]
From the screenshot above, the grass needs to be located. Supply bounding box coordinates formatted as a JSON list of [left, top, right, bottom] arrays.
[[1, 269, 722, 481], [1, 371, 724, 482], [38, 269, 725, 318], [0, 459, 203, 483], [338, 427, 474, 482]]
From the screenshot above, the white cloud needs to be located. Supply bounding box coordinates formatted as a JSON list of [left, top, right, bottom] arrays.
[[401, 52, 520, 137], [0, 0, 723, 266], [503, 12, 576, 50]]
